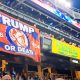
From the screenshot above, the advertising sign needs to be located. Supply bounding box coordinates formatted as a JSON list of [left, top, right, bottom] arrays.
[[0, 12, 40, 62], [52, 38, 80, 59], [31, 0, 80, 28]]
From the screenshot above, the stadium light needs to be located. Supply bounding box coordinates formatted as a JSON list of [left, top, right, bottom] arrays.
[[71, 59, 79, 64], [56, 0, 71, 8]]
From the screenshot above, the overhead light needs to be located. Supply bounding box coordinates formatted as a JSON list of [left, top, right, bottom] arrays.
[[71, 59, 79, 64], [56, 0, 71, 8], [66, 1, 71, 8], [76, 33, 79, 37]]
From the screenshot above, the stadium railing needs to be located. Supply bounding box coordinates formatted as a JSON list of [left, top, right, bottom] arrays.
[[0, 3, 80, 44]]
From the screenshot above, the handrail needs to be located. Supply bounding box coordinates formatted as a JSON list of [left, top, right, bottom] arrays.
[[71, 7, 80, 13]]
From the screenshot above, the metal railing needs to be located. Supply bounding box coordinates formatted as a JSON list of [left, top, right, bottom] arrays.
[[0, 3, 80, 44], [22, 2, 80, 34]]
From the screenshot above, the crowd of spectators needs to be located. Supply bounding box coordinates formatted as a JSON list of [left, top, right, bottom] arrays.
[[60, 37, 80, 48], [1, 71, 70, 80], [0, 67, 72, 80], [17, 5, 80, 43]]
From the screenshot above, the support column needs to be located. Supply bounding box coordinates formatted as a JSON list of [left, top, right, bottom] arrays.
[[48, 66, 51, 74], [2, 60, 8, 72], [75, 71, 80, 79], [37, 64, 42, 78], [25, 64, 28, 75]]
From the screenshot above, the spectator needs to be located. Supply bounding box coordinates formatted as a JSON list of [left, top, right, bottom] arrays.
[[55, 76, 65, 80], [69, 42, 72, 45], [78, 45, 80, 48], [34, 24, 37, 27], [28, 75, 34, 80], [11, 67, 16, 80], [48, 76, 51, 80], [72, 43, 76, 46], [55, 78, 64, 80], [2, 74, 11, 80], [16, 73, 23, 80], [60, 38, 65, 42], [34, 75, 39, 80]]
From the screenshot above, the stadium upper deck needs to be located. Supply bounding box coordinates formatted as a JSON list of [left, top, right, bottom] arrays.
[[49, 0, 80, 19], [0, 0, 80, 46]]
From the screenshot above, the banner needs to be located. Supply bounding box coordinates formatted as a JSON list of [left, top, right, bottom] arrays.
[[31, 0, 80, 28], [0, 12, 40, 62], [52, 38, 80, 59]]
